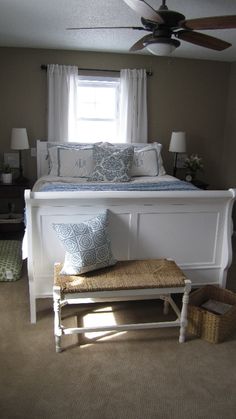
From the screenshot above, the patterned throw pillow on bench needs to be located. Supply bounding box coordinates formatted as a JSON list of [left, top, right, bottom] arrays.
[[53, 210, 116, 275]]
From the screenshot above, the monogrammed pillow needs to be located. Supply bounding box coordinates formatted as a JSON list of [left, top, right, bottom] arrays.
[[58, 148, 94, 177], [48, 144, 93, 177], [131, 145, 159, 176]]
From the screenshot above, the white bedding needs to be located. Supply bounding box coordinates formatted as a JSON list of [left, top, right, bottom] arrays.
[[33, 174, 179, 192]]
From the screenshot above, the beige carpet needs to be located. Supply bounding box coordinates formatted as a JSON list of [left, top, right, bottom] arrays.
[[0, 262, 236, 419]]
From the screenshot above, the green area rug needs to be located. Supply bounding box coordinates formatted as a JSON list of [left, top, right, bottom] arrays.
[[0, 240, 23, 281]]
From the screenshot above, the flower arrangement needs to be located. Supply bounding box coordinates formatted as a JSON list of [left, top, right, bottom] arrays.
[[1, 163, 12, 174], [184, 154, 203, 175]]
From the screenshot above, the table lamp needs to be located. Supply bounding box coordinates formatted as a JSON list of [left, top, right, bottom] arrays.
[[169, 131, 186, 177], [11, 128, 29, 184]]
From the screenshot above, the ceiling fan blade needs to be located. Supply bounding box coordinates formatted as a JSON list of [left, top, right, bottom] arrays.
[[176, 30, 231, 51], [66, 26, 146, 31], [129, 34, 154, 51], [182, 15, 236, 30], [123, 0, 164, 24]]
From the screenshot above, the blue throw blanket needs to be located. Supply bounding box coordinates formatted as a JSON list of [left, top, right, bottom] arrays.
[[39, 180, 198, 192]]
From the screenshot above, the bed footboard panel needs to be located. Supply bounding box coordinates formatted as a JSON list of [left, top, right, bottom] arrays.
[[24, 189, 236, 322]]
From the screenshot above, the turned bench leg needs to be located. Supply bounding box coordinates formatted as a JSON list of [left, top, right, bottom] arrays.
[[53, 286, 63, 353], [179, 280, 191, 343], [163, 297, 169, 315]]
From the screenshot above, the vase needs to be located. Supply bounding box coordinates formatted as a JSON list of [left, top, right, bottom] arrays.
[[1, 173, 12, 184]]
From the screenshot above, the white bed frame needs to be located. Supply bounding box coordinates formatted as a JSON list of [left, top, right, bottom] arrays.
[[25, 141, 236, 323]]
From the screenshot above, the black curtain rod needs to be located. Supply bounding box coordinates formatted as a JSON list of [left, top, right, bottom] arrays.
[[40, 65, 152, 76]]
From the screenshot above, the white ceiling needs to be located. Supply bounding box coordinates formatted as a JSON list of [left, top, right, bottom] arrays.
[[0, 0, 236, 62]]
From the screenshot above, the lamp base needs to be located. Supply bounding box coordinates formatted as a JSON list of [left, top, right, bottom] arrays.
[[15, 154, 28, 185], [173, 152, 178, 177]]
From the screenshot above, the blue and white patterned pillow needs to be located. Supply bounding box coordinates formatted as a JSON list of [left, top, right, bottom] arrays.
[[89, 142, 134, 182], [53, 211, 116, 275]]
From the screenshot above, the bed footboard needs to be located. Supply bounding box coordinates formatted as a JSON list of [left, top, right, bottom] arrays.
[[24, 188, 236, 323]]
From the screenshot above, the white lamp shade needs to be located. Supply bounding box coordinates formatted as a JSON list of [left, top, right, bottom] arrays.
[[169, 131, 186, 153], [11, 128, 29, 150]]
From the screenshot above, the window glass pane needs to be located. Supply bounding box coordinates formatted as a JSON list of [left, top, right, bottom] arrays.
[[69, 75, 120, 143], [77, 86, 117, 119], [75, 120, 117, 143]]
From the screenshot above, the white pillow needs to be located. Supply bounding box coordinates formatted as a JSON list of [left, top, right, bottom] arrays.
[[131, 145, 159, 176], [48, 145, 93, 177], [47, 141, 166, 178], [58, 148, 94, 177], [151, 142, 166, 176], [48, 146, 59, 176]]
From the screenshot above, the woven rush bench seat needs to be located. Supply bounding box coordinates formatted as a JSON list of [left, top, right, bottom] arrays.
[[53, 259, 191, 352]]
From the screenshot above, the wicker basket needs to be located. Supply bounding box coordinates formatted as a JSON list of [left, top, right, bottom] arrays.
[[187, 285, 236, 343]]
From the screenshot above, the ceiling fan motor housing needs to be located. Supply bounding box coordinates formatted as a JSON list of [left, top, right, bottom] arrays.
[[156, 10, 186, 29], [141, 10, 185, 32], [141, 10, 184, 49]]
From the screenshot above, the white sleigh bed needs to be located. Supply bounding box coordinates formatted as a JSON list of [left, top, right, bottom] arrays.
[[25, 140, 236, 323]]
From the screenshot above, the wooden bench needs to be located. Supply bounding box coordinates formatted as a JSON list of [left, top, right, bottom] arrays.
[[53, 259, 191, 352]]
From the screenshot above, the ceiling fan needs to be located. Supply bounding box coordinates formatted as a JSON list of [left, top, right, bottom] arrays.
[[67, 0, 236, 55]]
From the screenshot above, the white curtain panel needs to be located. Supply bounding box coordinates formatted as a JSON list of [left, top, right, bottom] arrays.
[[119, 69, 148, 143], [47, 64, 77, 142]]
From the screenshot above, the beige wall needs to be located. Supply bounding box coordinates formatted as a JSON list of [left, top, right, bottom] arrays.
[[222, 62, 236, 188], [0, 47, 231, 186], [221, 62, 236, 225]]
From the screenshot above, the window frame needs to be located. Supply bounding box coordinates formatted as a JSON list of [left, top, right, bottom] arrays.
[[70, 74, 120, 143]]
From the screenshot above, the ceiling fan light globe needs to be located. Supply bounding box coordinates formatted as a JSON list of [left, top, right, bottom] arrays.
[[146, 43, 175, 55], [145, 38, 180, 55]]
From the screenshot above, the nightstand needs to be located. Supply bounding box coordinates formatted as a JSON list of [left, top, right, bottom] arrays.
[[0, 181, 29, 238], [191, 179, 208, 190]]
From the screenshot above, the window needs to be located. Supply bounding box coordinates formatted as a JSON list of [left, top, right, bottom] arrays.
[[69, 75, 120, 143]]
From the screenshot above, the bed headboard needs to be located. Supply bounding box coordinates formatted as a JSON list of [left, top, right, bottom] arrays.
[[36, 140, 50, 179], [36, 140, 161, 179]]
